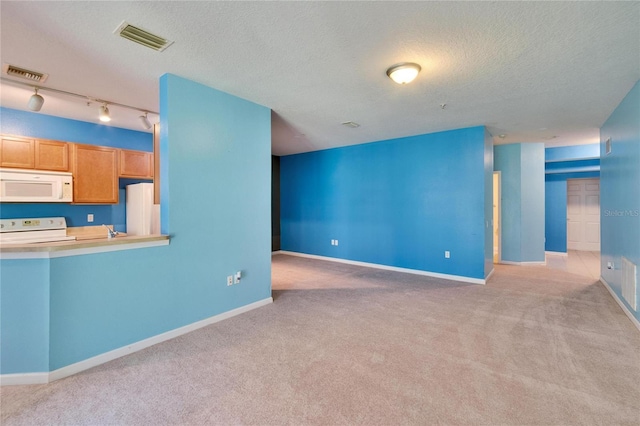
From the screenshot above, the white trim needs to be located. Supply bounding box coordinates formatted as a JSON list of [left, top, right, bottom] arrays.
[[0, 372, 49, 386], [0, 239, 169, 260], [493, 171, 502, 266], [278, 251, 486, 285], [485, 268, 495, 282], [499, 260, 547, 266], [271, 250, 283, 256], [0, 297, 273, 386], [600, 277, 640, 332], [545, 251, 568, 257]]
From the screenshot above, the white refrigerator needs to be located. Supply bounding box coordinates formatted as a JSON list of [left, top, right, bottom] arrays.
[[126, 183, 160, 235]]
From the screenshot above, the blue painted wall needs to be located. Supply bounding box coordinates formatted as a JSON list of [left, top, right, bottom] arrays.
[[0, 74, 272, 373], [545, 144, 600, 162], [545, 158, 599, 174], [494, 143, 545, 263], [281, 126, 489, 280], [484, 128, 494, 278], [0, 259, 50, 373], [0, 107, 152, 231], [600, 80, 640, 321], [545, 178, 568, 253], [544, 144, 600, 253], [521, 143, 545, 262], [494, 144, 522, 262], [0, 107, 151, 150]]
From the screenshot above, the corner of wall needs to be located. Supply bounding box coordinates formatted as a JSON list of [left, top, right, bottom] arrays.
[[484, 128, 494, 278], [599, 80, 640, 323]]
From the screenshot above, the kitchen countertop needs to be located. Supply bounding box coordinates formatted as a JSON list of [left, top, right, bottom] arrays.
[[0, 234, 170, 259]]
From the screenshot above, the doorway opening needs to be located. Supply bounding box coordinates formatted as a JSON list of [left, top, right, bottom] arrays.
[[493, 171, 501, 263]]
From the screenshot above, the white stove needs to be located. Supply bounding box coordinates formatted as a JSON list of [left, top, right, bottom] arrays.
[[0, 217, 77, 244]]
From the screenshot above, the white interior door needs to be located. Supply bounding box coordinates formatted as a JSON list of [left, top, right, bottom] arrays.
[[567, 178, 600, 251]]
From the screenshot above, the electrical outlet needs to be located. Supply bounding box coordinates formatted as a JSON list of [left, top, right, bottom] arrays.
[[227, 276, 233, 286], [335, 239, 339, 246], [234, 271, 241, 284], [87, 214, 94, 223], [445, 251, 450, 259]]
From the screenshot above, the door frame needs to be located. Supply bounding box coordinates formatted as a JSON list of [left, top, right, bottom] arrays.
[[493, 171, 501, 263]]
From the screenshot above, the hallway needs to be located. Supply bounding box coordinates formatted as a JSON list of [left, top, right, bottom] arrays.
[[545, 250, 601, 280]]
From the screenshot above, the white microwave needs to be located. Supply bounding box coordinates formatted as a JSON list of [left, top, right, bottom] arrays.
[[0, 168, 73, 203]]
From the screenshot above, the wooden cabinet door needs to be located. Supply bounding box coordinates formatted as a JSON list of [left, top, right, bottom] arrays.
[[119, 149, 153, 179], [35, 139, 69, 171], [72, 144, 118, 204], [0, 136, 35, 169]]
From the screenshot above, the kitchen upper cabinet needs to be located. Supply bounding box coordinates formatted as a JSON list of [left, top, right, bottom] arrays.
[[1, 135, 70, 171], [72, 144, 119, 204], [2, 133, 151, 204], [35, 139, 69, 171], [0, 135, 35, 169], [119, 149, 153, 179]]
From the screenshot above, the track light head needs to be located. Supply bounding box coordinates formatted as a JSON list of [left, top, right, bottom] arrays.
[[27, 88, 44, 111], [139, 113, 152, 130], [99, 104, 111, 122]]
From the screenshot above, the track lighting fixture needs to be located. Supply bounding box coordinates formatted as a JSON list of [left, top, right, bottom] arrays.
[[2, 77, 158, 129], [99, 104, 111, 122], [139, 112, 152, 130], [27, 88, 44, 111]]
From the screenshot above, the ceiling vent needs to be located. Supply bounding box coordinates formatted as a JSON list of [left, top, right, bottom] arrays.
[[2, 64, 49, 83], [114, 21, 174, 52]]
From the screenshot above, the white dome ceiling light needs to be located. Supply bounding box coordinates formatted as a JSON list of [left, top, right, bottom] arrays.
[[386, 63, 421, 84]]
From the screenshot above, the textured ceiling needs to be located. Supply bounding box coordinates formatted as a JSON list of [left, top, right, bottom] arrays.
[[1, 2, 638, 155]]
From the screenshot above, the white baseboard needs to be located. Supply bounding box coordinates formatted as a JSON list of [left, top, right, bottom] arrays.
[[278, 251, 486, 285], [485, 268, 495, 282], [1, 297, 273, 386], [0, 372, 49, 386], [600, 277, 640, 332], [271, 250, 283, 256], [499, 260, 547, 266], [546, 251, 568, 257]]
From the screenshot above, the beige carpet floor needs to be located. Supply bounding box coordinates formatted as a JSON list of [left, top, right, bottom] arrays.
[[2, 254, 639, 425]]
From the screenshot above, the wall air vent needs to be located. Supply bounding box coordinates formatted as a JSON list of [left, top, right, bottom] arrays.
[[2, 65, 49, 83], [114, 21, 174, 52]]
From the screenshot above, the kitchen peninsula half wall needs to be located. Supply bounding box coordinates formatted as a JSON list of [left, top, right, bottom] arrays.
[[1, 74, 273, 386]]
